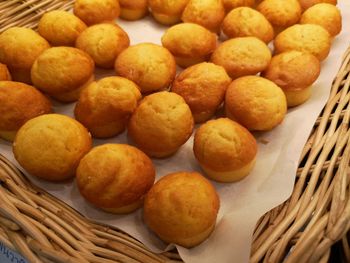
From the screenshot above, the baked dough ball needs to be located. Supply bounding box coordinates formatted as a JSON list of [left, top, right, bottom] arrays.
[[77, 144, 155, 214], [31, 47, 95, 102], [171, 63, 231, 123], [274, 24, 331, 61], [0, 27, 50, 84], [13, 114, 92, 181], [75, 77, 141, 138], [262, 51, 320, 107], [194, 118, 257, 182], [222, 7, 274, 43], [38, 10, 87, 46], [128, 91, 194, 158], [115, 43, 176, 94], [298, 0, 337, 11], [0, 81, 52, 141], [76, 23, 130, 69], [211, 37, 271, 79], [182, 0, 226, 32], [148, 0, 190, 25], [0, 63, 11, 81], [300, 3, 342, 37], [161, 23, 217, 68], [223, 0, 255, 12], [225, 76, 287, 131], [119, 0, 148, 20], [144, 172, 220, 247]]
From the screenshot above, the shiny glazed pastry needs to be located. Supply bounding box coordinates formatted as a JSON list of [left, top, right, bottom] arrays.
[[119, 0, 148, 20], [144, 171, 220, 247], [0, 63, 11, 81], [298, 0, 337, 11], [13, 114, 92, 181], [148, 0, 190, 25], [223, 0, 255, 12], [193, 118, 257, 182], [77, 144, 155, 214]]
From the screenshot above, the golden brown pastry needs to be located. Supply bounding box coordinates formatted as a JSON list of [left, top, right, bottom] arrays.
[[13, 114, 92, 181], [38, 10, 87, 46], [0, 81, 52, 141], [115, 43, 176, 94], [298, 0, 337, 11], [119, 0, 148, 20], [223, 0, 255, 12], [161, 23, 217, 68], [0, 27, 50, 84], [77, 144, 155, 214], [274, 24, 331, 61], [128, 91, 194, 158], [76, 23, 130, 69], [211, 37, 271, 79], [0, 63, 11, 81], [144, 171, 220, 247], [225, 76, 287, 131], [148, 0, 190, 25], [75, 77, 141, 138], [31, 47, 95, 102], [171, 62, 231, 123], [222, 7, 274, 43], [193, 118, 257, 182]]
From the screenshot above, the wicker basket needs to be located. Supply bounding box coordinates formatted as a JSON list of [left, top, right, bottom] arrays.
[[0, 1, 349, 262]]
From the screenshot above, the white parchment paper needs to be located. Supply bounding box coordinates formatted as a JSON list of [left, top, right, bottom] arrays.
[[1, 2, 350, 262]]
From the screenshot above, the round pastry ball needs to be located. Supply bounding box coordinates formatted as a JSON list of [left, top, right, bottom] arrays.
[[298, 0, 337, 11], [73, 0, 120, 25], [77, 144, 155, 214], [75, 77, 141, 138], [119, 0, 148, 20], [194, 118, 257, 182], [38, 10, 87, 46], [161, 23, 217, 68], [0, 27, 50, 84], [128, 91, 194, 158], [31, 47, 95, 102], [76, 23, 130, 69], [223, 0, 255, 12], [225, 76, 287, 131], [211, 37, 271, 79], [115, 43, 176, 94], [300, 3, 342, 37], [171, 62, 231, 123], [0, 63, 11, 81], [13, 114, 92, 181], [144, 172, 220, 247], [274, 24, 331, 61], [262, 51, 320, 107], [0, 81, 52, 141], [182, 0, 226, 32], [148, 0, 190, 25], [222, 7, 274, 43]]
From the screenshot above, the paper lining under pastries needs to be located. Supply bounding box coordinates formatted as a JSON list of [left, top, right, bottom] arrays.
[[223, 0, 255, 12], [119, 0, 148, 20], [298, 0, 337, 11], [0, 63, 11, 81], [148, 0, 190, 25]]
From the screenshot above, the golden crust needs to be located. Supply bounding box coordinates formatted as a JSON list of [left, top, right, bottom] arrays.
[[0, 63, 11, 81], [171, 62, 231, 123], [225, 76, 287, 131], [13, 114, 92, 181], [119, 0, 148, 20], [298, 0, 337, 11], [144, 171, 220, 248], [115, 43, 176, 94], [223, 0, 255, 11], [211, 37, 271, 79], [128, 91, 194, 158], [222, 7, 274, 43], [149, 0, 190, 25], [77, 144, 155, 213], [76, 23, 130, 69]]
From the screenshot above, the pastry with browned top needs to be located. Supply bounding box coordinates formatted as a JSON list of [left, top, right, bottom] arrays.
[[298, 0, 337, 11], [148, 0, 190, 25], [223, 0, 255, 12], [119, 0, 148, 20]]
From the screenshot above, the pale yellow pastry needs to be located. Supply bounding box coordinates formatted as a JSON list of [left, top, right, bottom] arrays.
[[119, 0, 148, 20], [13, 114, 92, 181], [182, 0, 226, 32], [31, 47, 95, 102], [115, 43, 176, 94], [75, 77, 141, 138], [0, 27, 50, 84], [225, 76, 287, 131], [73, 0, 120, 25], [128, 91, 194, 158], [300, 3, 342, 37], [161, 23, 217, 68], [171, 62, 231, 123], [76, 23, 130, 69], [222, 7, 274, 43], [77, 144, 155, 214], [0, 81, 52, 141], [144, 172, 220, 247], [148, 0, 190, 25], [38, 10, 87, 46], [274, 24, 331, 61], [0, 63, 11, 81], [262, 51, 320, 107], [223, 0, 255, 12], [211, 37, 271, 79], [193, 118, 257, 182], [298, 0, 337, 11]]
